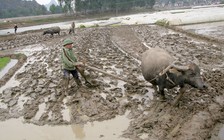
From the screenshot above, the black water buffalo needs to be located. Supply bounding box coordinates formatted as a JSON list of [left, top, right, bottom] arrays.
[[141, 47, 207, 105], [43, 26, 60, 36]]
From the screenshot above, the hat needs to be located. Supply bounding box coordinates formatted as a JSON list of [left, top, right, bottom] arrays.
[[63, 39, 73, 46]]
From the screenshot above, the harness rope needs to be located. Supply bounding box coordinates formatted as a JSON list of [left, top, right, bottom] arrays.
[[63, 48, 74, 63], [149, 65, 175, 86]]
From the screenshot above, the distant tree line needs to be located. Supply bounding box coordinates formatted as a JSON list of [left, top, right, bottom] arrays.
[[0, 0, 48, 18], [57, 0, 222, 14], [57, 0, 156, 14], [49, 4, 63, 14], [1, 0, 222, 18]]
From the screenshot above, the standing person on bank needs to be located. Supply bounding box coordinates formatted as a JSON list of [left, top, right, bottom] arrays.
[[69, 22, 75, 34], [14, 24, 18, 34], [61, 39, 91, 94]]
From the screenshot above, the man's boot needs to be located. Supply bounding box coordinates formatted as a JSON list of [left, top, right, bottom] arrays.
[[74, 78, 82, 87], [62, 78, 69, 96]]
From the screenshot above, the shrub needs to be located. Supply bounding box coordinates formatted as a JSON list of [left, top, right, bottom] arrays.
[[79, 24, 86, 28], [155, 19, 170, 26]]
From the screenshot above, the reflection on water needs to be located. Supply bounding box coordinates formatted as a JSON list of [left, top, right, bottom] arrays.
[[72, 124, 85, 139], [0, 111, 130, 140], [71, 111, 130, 140]]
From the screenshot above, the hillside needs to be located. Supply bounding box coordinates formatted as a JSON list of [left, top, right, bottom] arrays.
[[0, 0, 48, 18]]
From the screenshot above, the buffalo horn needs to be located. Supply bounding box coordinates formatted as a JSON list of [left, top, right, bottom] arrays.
[[159, 62, 189, 76], [171, 64, 189, 71]]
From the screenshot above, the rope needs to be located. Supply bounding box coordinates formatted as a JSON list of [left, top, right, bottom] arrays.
[[149, 60, 179, 83]]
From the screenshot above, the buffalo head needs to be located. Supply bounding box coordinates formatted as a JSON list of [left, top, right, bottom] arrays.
[[173, 63, 207, 90], [43, 31, 47, 35]]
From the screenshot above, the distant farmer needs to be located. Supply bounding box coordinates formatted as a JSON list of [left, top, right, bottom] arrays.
[[69, 22, 75, 34], [61, 38, 91, 94], [14, 24, 18, 34]]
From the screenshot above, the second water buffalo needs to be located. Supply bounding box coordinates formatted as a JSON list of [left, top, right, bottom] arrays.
[[43, 26, 60, 36], [141, 47, 207, 105]]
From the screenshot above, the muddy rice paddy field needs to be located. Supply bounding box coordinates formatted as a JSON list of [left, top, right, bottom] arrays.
[[0, 24, 224, 140]]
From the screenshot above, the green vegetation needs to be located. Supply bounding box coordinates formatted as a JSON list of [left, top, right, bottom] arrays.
[[79, 24, 86, 28], [50, 4, 63, 14], [0, 57, 11, 70], [155, 19, 170, 26], [91, 24, 99, 28]]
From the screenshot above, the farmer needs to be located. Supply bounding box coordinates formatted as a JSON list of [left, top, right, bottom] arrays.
[[61, 38, 91, 94], [69, 22, 75, 34], [14, 24, 18, 34]]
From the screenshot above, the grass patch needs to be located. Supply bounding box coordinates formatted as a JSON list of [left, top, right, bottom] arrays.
[[0, 57, 11, 70]]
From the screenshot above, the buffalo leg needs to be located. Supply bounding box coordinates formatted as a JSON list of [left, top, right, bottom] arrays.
[[159, 89, 166, 101], [158, 85, 166, 100], [173, 87, 186, 106]]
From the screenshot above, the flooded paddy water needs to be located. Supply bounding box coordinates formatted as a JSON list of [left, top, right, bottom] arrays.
[[0, 112, 130, 140], [1, 6, 224, 140], [180, 21, 224, 41]]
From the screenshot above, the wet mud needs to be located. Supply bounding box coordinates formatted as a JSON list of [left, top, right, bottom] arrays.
[[0, 25, 224, 140]]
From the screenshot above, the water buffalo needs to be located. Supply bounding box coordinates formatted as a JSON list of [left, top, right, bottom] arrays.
[[141, 47, 207, 105], [43, 26, 60, 36]]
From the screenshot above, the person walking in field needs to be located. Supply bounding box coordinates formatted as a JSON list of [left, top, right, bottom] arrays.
[[61, 38, 91, 95]]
